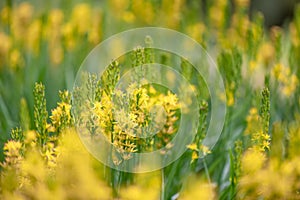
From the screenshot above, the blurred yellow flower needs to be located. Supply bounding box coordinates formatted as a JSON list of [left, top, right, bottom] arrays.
[[272, 63, 299, 98], [249, 60, 258, 73], [132, 0, 155, 25], [24, 130, 37, 145], [290, 23, 300, 46], [226, 89, 234, 106], [62, 22, 76, 51], [3, 140, 22, 157], [9, 49, 24, 70], [241, 149, 265, 174], [209, 0, 227, 29], [186, 23, 205, 43], [44, 9, 64, 65], [0, 6, 10, 24], [11, 2, 33, 41], [120, 173, 160, 200], [200, 145, 212, 156], [234, 0, 250, 7], [48, 9, 64, 27], [109, 0, 129, 18], [71, 3, 91, 35], [88, 11, 102, 45], [257, 42, 275, 66], [122, 11, 135, 23], [0, 32, 11, 67], [2, 140, 23, 168], [26, 19, 42, 55], [180, 176, 216, 200]]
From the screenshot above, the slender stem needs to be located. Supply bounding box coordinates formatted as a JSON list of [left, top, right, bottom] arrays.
[[203, 156, 211, 184], [161, 168, 165, 200]]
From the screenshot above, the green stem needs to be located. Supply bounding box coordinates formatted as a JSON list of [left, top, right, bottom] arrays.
[[161, 168, 165, 200], [203, 156, 211, 184]]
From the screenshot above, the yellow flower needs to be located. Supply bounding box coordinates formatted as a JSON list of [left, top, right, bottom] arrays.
[[209, 0, 227, 29], [3, 140, 22, 157], [71, 3, 92, 34], [262, 140, 270, 150], [45, 9, 64, 65], [282, 74, 298, 97], [51, 45, 63, 65], [11, 2, 33, 41], [130, 87, 150, 111], [0, 32, 11, 67], [109, 0, 129, 18], [50, 102, 72, 131], [200, 145, 211, 156], [9, 49, 24, 70], [149, 85, 157, 95], [46, 123, 56, 133], [226, 89, 234, 106], [21, 149, 46, 181], [251, 131, 271, 152], [122, 11, 135, 23], [187, 143, 198, 151], [132, 0, 154, 25], [62, 22, 76, 50], [92, 93, 114, 133], [231, 14, 250, 39], [290, 22, 300, 46], [180, 176, 216, 200], [262, 133, 270, 141], [272, 63, 282, 79], [26, 19, 42, 54], [162, 91, 179, 112], [245, 107, 261, 136], [257, 42, 275, 66], [186, 23, 205, 43], [43, 142, 58, 168], [191, 151, 199, 162], [0, 6, 10, 24], [88, 12, 102, 45], [272, 63, 298, 98], [3, 140, 23, 168], [24, 130, 37, 144], [251, 107, 258, 115], [238, 156, 298, 199], [234, 0, 250, 7], [241, 149, 265, 174], [48, 9, 64, 27], [249, 60, 258, 73]]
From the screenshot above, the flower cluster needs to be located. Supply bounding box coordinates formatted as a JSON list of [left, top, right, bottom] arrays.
[[272, 63, 299, 98]]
